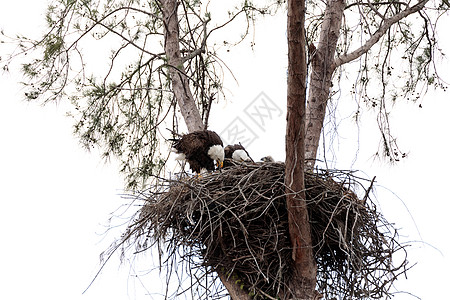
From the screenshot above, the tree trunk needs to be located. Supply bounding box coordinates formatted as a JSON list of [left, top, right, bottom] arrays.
[[161, 1, 254, 298], [217, 270, 252, 300], [304, 0, 345, 169], [161, 0, 204, 133], [286, 0, 317, 299]]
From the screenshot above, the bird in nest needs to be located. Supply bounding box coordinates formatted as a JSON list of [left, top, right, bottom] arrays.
[[170, 130, 225, 174], [223, 144, 252, 167], [260, 155, 275, 163]]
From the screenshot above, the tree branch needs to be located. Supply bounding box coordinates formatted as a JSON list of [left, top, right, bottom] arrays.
[[335, 0, 430, 68], [345, 1, 409, 10], [217, 270, 252, 300], [365, 0, 386, 20], [161, 0, 204, 132]]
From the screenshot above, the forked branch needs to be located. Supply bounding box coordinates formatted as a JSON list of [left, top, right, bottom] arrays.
[[335, 0, 430, 68]]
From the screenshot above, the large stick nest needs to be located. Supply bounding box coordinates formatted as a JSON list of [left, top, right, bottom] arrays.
[[117, 161, 409, 299]]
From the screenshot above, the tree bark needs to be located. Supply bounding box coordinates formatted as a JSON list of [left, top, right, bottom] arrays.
[[286, 0, 317, 299], [161, 1, 253, 298], [304, 0, 428, 168], [304, 0, 345, 169], [161, 0, 204, 133], [217, 270, 252, 300]]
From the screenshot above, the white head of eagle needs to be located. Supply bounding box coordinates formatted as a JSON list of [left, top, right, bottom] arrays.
[[223, 144, 251, 167], [171, 130, 224, 174]]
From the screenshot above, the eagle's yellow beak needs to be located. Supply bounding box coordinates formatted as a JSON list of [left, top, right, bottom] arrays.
[[217, 160, 223, 168]]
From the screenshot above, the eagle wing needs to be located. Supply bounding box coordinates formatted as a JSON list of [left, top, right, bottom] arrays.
[[172, 130, 223, 173]]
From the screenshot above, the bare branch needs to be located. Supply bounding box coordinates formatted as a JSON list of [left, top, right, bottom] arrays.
[[345, 1, 409, 10], [94, 21, 162, 59], [365, 0, 386, 20], [335, 0, 430, 68]]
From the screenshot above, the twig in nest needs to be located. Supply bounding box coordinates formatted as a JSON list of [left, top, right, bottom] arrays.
[[111, 162, 410, 300]]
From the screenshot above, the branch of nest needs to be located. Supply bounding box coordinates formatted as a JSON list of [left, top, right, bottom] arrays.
[[113, 161, 409, 299]]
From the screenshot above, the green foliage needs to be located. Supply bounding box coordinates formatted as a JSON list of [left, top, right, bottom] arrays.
[[6, 0, 279, 190], [44, 35, 64, 61], [3, 0, 447, 298], [7, 0, 446, 182], [22, 62, 39, 78]]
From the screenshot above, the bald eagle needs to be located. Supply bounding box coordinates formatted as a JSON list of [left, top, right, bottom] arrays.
[[223, 144, 251, 167], [260, 156, 275, 163], [171, 130, 224, 174]]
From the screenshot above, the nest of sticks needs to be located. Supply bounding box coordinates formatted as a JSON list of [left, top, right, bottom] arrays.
[[117, 161, 409, 299]]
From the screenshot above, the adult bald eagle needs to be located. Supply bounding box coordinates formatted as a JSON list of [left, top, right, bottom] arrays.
[[171, 130, 224, 174], [223, 144, 251, 167]]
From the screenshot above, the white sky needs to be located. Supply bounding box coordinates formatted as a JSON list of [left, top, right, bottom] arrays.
[[1, 1, 449, 299]]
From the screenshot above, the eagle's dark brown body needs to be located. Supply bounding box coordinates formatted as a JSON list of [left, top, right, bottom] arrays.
[[171, 130, 224, 173]]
